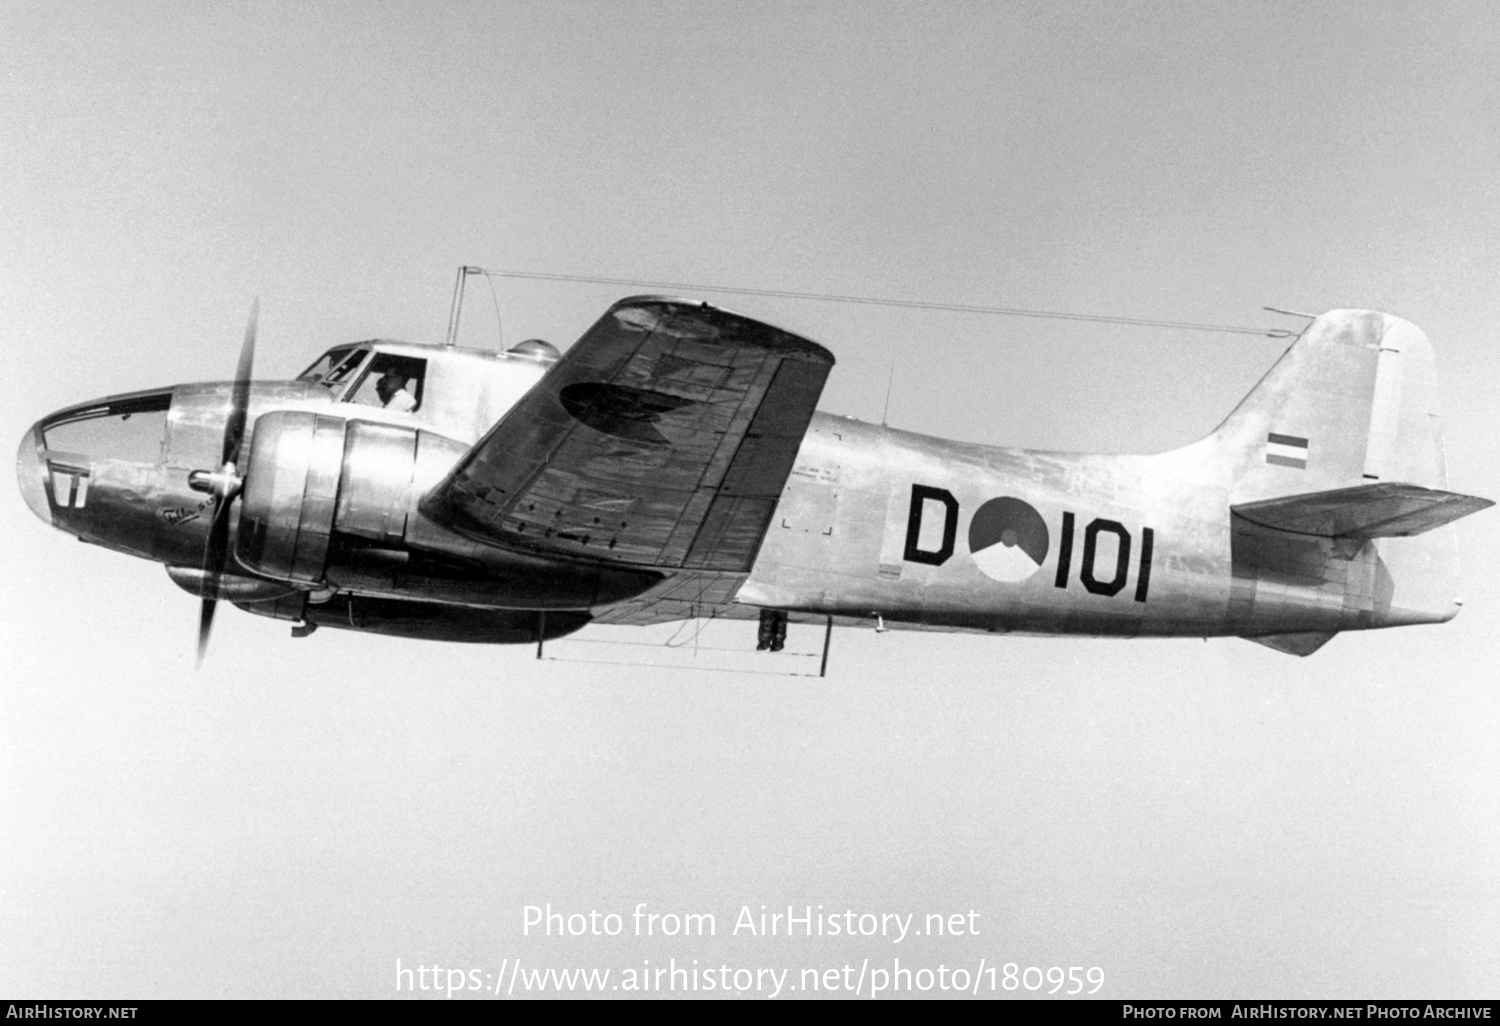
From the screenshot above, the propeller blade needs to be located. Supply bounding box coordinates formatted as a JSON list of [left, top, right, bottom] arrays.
[[201, 484, 235, 580], [196, 297, 258, 670], [222, 297, 258, 466], [195, 473, 237, 670], [196, 597, 217, 670]]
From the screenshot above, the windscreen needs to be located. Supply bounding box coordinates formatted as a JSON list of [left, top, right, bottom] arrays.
[[297, 348, 367, 391]]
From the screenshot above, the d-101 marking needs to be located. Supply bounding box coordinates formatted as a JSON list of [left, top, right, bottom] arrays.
[[903, 485, 1156, 602]]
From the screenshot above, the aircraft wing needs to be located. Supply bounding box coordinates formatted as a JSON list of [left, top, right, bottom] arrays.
[[1232, 482, 1493, 538], [420, 297, 834, 572]]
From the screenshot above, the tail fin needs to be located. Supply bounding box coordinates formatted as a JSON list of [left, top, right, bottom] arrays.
[[1209, 310, 1490, 636], [1213, 309, 1447, 501]]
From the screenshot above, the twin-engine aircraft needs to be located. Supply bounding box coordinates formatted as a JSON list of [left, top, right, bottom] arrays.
[[17, 295, 1493, 666]]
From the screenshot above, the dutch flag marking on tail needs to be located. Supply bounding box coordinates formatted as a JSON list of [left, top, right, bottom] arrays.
[[1265, 432, 1308, 469]]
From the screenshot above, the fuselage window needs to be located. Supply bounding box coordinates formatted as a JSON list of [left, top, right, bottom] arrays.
[[345, 354, 426, 413]]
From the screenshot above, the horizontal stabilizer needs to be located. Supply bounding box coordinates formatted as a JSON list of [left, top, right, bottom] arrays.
[[1232, 483, 1492, 539], [1241, 631, 1338, 657]]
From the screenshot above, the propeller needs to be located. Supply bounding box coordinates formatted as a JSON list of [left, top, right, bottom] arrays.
[[188, 299, 258, 668]]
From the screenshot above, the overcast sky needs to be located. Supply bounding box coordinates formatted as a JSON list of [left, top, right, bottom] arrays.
[[3, 0, 1498, 999]]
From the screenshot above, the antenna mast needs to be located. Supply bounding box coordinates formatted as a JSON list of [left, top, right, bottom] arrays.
[[444, 265, 480, 348]]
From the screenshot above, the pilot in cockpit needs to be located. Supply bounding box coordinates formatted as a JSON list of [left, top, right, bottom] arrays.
[[376, 370, 418, 413]]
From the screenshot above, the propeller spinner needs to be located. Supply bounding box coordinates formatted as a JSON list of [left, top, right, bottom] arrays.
[[187, 299, 258, 668]]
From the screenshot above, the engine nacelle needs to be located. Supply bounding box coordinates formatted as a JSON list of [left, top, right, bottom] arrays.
[[234, 411, 660, 609]]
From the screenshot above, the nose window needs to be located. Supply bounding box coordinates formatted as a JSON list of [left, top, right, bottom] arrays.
[[40, 392, 172, 463]]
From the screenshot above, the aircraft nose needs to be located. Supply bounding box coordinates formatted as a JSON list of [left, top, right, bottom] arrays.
[[16, 422, 52, 526]]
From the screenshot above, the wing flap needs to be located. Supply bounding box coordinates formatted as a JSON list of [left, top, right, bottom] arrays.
[[421, 298, 834, 572], [1232, 482, 1492, 538], [680, 358, 830, 569]]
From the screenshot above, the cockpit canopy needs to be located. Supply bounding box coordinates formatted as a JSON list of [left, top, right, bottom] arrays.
[[298, 345, 427, 412], [293, 339, 555, 445]]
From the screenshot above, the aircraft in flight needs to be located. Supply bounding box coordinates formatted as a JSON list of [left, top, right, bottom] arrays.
[[16, 294, 1492, 667]]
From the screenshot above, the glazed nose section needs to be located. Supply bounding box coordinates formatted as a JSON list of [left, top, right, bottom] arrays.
[[16, 422, 52, 526]]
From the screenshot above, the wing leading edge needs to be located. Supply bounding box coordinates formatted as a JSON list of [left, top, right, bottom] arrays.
[[420, 297, 835, 573]]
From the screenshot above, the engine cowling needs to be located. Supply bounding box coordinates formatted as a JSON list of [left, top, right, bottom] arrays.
[[236, 411, 467, 584], [236, 411, 344, 584]]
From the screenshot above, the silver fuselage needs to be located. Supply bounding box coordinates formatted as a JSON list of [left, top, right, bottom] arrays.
[[744, 413, 1450, 638], [17, 331, 1459, 644]]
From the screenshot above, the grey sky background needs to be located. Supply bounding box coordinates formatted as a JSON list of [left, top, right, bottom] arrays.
[[3, 0, 1497, 999]]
